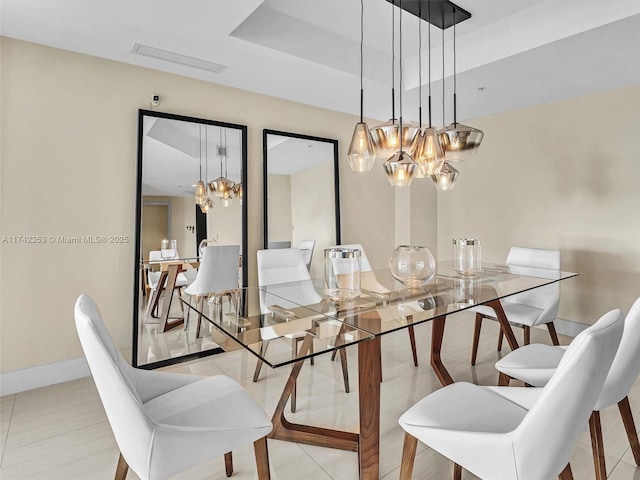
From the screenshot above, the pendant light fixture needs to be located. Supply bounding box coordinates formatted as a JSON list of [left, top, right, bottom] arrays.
[[370, 2, 419, 162], [208, 127, 235, 200], [438, 7, 483, 162], [347, 0, 376, 173], [383, 0, 417, 187], [411, 4, 445, 178], [431, 162, 459, 190], [194, 125, 207, 205]]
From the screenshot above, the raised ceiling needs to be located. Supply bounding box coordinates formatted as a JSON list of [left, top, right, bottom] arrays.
[[2, 0, 639, 124]]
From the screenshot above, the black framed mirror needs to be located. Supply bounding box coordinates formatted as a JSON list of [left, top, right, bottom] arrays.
[[133, 109, 248, 368], [263, 129, 340, 278]]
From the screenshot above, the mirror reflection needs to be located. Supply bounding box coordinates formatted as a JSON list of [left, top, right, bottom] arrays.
[[263, 130, 340, 278], [134, 110, 247, 368]]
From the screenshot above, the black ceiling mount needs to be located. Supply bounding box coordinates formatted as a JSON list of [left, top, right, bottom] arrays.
[[385, 0, 471, 29]]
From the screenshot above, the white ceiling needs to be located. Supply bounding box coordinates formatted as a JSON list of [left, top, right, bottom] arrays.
[[2, 0, 639, 125]]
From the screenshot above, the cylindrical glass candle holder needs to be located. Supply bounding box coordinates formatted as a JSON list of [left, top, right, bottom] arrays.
[[389, 245, 436, 288], [323, 248, 361, 302], [453, 238, 481, 276]]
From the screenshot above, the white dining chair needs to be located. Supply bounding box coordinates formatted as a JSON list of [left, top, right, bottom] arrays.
[[74, 294, 272, 480], [295, 239, 315, 270], [495, 296, 640, 479], [184, 245, 240, 337], [470, 246, 561, 365], [398, 308, 624, 480], [331, 243, 420, 367], [255, 248, 348, 412]]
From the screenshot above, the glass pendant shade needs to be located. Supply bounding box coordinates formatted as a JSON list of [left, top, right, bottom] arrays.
[[348, 122, 376, 172], [383, 150, 417, 187], [232, 183, 243, 201], [199, 196, 214, 213], [221, 192, 233, 207], [431, 162, 459, 190], [208, 177, 235, 198], [411, 127, 445, 177], [194, 180, 207, 204], [439, 123, 484, 162], [370, 120, 420, 160]]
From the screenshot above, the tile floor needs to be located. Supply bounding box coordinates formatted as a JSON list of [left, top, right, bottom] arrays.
[[2, 311, 640, 479]]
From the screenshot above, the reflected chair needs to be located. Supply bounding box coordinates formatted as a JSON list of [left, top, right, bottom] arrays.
[[495, 297, 640, 479], [184, 245, 240, 338], [295, 239, 315, 270], [74, 294, 272, 480], [331, 243, 419, 367], [470, 247, 561, 366], [398, 308, 624, 480], [254, 248, 349, 412]]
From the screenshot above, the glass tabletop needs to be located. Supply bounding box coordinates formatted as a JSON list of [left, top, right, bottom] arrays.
[[183, 262, 577, 369], [263, 261, 578, 337], [182, 287, 375, 369]]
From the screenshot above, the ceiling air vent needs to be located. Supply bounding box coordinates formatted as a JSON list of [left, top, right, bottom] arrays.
[[131, 43, 227, 74]]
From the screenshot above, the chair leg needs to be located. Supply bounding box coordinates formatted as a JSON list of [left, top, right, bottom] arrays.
[[523, 325, 531, 345], [408, 325, 419, 367], [195, 296, 205, 338], [224, 452, 233, 477], [497, 329, 504, 351], [339, 346, 350, 393], [253, 340, 270, 382], [253, 436, 271, 480], [498, 372, 511, 386], [399, 432, 418, 480], [558, 463, 573, 480], [589, 411, 607, 480], [547, 322, 560, 346], [618, 396, 640, 466], [453, 463, 462, 480], [114, 452, 129, 480], [471, 313, 483, 366]]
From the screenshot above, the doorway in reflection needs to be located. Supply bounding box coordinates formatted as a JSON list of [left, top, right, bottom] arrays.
[[134, 110, 247, 368]]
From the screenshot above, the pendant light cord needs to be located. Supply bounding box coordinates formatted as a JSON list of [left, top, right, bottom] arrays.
[[391, 3, 395, 122], [427, 2, 432, 128], [219, 128, 223, 177], [418, 11, 422, 128], [453, 7, 457, 125], [399, 0, 403, 138], [359, 0, 364, 122], [199, 125, 203, 181], [442, 23, 445, 127], [204, 125, 208, 183]]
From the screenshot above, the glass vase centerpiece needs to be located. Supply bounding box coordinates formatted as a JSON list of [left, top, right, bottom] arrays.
[[389, 245, 436, 289], [453, 238, 482, 276], [323, 247, 362, 302]]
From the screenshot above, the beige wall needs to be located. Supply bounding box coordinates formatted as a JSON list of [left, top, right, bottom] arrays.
[[0, 37, 408, 372], [266, 174, 293, 244], [143, 195, 196, 259], [291, 161, 336, 278], [437, 84, 640, 324]]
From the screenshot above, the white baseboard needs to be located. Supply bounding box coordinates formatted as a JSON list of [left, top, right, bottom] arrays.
[[0, 357, 90, 396]]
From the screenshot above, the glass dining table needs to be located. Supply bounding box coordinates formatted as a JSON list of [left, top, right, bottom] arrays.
[[183, 261, 577, 480]]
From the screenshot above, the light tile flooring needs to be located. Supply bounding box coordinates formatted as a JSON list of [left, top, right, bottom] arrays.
[[3, 311, 640, 479]]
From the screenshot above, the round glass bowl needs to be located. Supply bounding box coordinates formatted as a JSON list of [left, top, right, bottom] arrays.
[[389, 245, 436, 288]]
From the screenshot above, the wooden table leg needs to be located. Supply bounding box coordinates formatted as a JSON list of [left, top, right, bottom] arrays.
[[148, 270, 167, 318], [358, 336, 381, 480], [161, 264, 185, 332], [485, 299, 519, 351], [431, 315, 454, 386], [268, 335, 359, 452]]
